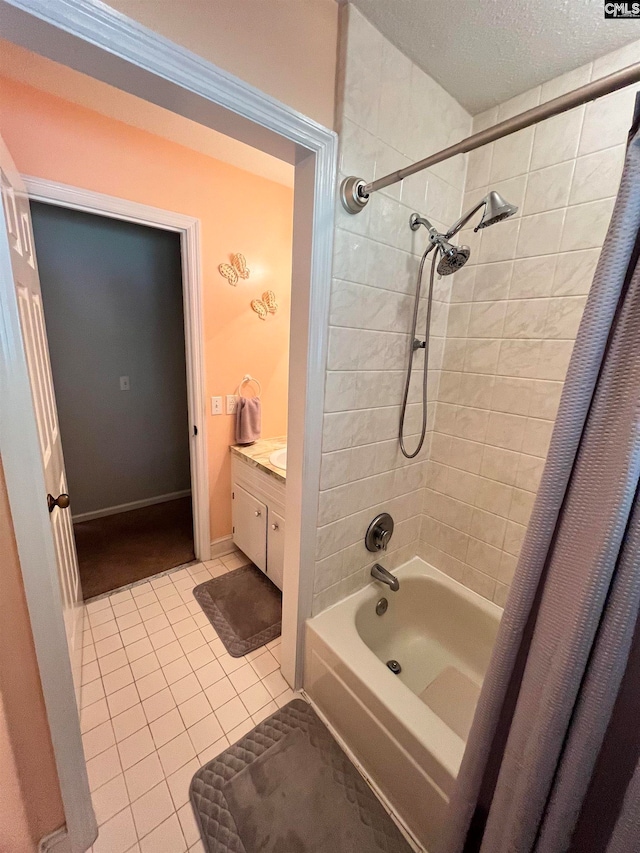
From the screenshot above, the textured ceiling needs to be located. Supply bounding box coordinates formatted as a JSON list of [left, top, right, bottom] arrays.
[[349, 0, 640, 113]]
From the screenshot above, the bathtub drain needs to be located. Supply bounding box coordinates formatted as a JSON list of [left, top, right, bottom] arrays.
[[386, 659, 402, 675]]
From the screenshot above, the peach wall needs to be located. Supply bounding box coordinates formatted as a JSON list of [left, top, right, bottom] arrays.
[[0, 458, 64, 850], [0, 76, 294, 543], [104, 0, 339, 129]]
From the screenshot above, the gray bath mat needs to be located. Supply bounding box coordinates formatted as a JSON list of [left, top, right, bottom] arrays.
[[193, 565, 281, 657], [190, 699, 412, 853]]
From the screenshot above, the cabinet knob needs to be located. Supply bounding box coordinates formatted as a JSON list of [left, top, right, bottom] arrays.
[[255, 510, 261, 517], [272, 522, 279, 531]]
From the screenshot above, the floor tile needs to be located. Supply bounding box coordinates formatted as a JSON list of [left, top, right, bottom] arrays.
[[178, 693, 211, 729], [170, 673, 201, 705], [81, 698, 110, 734], [150, 708, 186, 748], [92, 773, 129, 826], [89, 609, 115, 628], [251, 700, 278, 725], [187, 713, 224, 754], [124, 751, 165, 802], [112, 704, 147, 743], [92, 805, 137, 853], [95, 634, 124, 658], [145, 613, 171, 635], [156, 641, 185, 666], [150, 626, 178, 651], [228, 663, 259, 693], [81, 678, 106, 708], [120, 624, 147, 647], [113, 599, 137, 619], [87, 745, 122, 791], [159, 593, 183, 612], [157, 731, 196, 776], [131, 582, 153, 598], [142, 688, 176, 723], [92, 620, 120, 641], [226, 715, 255, 744], [179, 630, 207, 654], [116, 610, 142, 631], [103, 665, 135, 696], [276, 688, 296, 708], [87, 597, 112, 614], [194, 660, 224, 690], [126, 637, 155, 663], [138, 601, 163, 621], [185, 645, 215, 671], [139, 812, 186, 853], [261, 669, 290, 699], [166, 757, 200, 809], [118, 726, 155, 771], [214, 696, 249, 734], [197, 735, 229, 766], [177, 802, 201, 848], [82, 661, 100, 685], [166, 603, 190, 625], [239, 681, 272, 715], [135, 591, 159, 609], [249, 650, 279, 679], [163, 657, 192, 685], [131, 780, 174, 839], [217, 653, 245, 675], [82, 720, 115, 760], [136, 669, 168, 701], [107, 683, 140, 718], [83, 644, 97, 665], [130, 652, 161, 680], [99, 648, 129, 676], [204, 678, 237, 710]]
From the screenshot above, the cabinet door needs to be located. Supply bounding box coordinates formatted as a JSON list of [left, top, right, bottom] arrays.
[[267, 509, 285, 591], [232, 484, 267, 571]]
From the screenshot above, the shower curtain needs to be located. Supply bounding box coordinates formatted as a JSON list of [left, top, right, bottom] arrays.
[[442, 98, 640, 853]]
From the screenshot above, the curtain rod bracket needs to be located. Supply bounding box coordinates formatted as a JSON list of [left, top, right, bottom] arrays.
[[340, 176, 370, 213]]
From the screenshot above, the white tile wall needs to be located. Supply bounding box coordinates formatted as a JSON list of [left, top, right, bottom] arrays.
[[313, 5, 472, 613], [419, 40, 640, 606]]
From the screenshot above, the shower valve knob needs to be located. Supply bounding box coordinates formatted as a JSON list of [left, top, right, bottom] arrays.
[[365, 512, 394, 553]]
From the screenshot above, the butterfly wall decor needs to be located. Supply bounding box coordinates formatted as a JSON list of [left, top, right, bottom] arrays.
[[251, 290, 278, 320], [218, 253, 250, 286]]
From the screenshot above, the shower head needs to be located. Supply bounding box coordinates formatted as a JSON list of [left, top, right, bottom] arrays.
[[436, 240, 470, 275], [445, 190, 518, 238], [474, 191, 519, 231]]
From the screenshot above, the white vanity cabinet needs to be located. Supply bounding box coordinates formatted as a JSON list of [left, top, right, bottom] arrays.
[[231, 456, 285, 591]]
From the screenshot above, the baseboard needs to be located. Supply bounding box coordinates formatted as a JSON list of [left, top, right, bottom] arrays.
[[209, 534, 239, 559], [73, 490, 192, 523], [39, 826, 72, 853]]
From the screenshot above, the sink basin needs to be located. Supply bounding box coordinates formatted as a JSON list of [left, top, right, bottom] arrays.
[[269, 448, 287, 471]]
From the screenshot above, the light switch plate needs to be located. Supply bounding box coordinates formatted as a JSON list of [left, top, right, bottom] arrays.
[[120, 376, 130, 391], [211, 396, 223, 415], [226, 395, 238, 415]]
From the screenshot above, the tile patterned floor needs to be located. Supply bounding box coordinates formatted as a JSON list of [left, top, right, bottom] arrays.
[[81, 553, 295, 853]]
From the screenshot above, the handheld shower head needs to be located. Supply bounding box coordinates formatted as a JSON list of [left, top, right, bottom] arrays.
[[436, 240, 470, 275], [474, 190, 518, 231]]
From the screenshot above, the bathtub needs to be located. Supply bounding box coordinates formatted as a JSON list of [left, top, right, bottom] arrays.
[[304, 557, 501, 851]]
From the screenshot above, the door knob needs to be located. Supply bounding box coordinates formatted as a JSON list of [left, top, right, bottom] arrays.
[[47, 493, 70, 513], [272, 522, 279, 531], [255, 510, 262, 517]]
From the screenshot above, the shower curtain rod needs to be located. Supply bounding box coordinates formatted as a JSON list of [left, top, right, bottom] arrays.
[[340, 60, 640, 213]]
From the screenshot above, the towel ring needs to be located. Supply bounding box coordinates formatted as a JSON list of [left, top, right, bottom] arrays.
[[238, 374, 262, 398]]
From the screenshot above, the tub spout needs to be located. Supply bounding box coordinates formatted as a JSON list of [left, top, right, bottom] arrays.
[[371, 564, 399, 592]]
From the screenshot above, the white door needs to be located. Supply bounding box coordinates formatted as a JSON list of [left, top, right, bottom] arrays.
[[0, 137, 83, 699]]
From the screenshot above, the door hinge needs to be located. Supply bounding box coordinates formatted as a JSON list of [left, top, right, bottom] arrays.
[[232, 491, 235, 499], [232, 526, 235, 534], [194, 425, 198, 436]]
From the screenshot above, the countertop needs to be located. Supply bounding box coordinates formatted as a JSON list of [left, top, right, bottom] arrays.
[[230, 436, 287, 485]]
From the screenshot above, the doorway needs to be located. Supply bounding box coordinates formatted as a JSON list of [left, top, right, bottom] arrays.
[[31, 202, 195, 598]]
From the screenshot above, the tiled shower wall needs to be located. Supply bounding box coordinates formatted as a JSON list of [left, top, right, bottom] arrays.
[[312, 5, 471, 613], [418, 40, 640, 606]]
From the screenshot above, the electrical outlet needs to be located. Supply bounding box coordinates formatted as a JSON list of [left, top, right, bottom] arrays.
[[211, 396, 223, 415], [226, 395, 238, 415], [119, 376, 130, 391]]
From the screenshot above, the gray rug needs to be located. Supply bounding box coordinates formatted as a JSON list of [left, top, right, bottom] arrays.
[[190, 699, 412, 853], [193, 565, 281, 657]]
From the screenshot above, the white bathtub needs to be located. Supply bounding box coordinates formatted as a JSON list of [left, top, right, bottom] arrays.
[[304, 557, 501, 851]]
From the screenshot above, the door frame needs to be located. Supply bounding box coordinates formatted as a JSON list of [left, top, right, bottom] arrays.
[[0, 1, 336, 849], [25, 176, 211, 562]]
